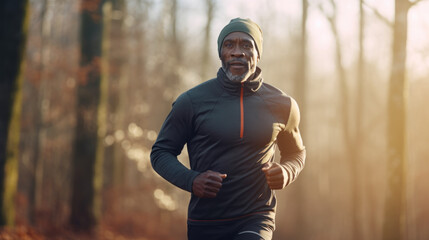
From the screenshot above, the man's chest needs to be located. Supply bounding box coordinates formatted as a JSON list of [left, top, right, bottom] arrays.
[[194, 94, 286, 147]]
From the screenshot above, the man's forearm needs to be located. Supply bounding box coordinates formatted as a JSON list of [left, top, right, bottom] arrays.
[[280, 148, 306, 186], [150, 149, 200, 192]]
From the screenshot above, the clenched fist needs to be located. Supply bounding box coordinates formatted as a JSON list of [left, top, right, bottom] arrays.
[[262, 162, 288, 190], [192, 170, 227, 198]]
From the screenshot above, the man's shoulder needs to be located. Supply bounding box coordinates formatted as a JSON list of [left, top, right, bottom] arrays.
[[184, 78, 222, 100], [258, 82, 300, 124], [259, 82, 292, 108]]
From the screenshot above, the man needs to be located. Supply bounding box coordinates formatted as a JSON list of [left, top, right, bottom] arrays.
[[151, 18, 306, 240]]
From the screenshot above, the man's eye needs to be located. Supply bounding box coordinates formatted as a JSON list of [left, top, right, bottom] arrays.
[[224, 43, 233, 48], [243, 43, 252, 49]]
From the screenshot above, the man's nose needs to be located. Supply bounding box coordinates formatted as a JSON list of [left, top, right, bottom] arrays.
[[231, 45, 245, 57]]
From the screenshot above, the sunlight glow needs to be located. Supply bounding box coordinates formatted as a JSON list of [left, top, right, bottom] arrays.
[[126, 147, 151, 172], [128, 123, 144, 138], [153, 189, 177, 211], [121, 140, 131, 150], [104, 135, 115, 146], [146, 130, 157, 142]]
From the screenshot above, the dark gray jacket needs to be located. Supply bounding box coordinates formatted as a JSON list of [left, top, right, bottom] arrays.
[[151, 67, 306, 222]]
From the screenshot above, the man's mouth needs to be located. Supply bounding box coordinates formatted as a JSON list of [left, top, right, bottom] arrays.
[[228, 60, 247, 69]]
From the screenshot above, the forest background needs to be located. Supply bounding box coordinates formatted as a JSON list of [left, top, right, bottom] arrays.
[[1, 0, 429, 239]]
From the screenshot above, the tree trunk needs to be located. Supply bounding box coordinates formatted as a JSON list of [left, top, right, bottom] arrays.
[[200, 0, 215, 81], [29, 0, 52, 225], [0, 0, 29, 226], [295, 0, 308, 129], [351, 0, 365, 239], [70, 0, 110, 232], [323, 1, 360, 238], [383, 0, 410, 239], [293, 1, 308, 239], [104, 0, 126, 189]]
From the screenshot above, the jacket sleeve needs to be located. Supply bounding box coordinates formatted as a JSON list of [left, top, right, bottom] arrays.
[[277, 97, 306, 187], [150, 93, 200, 192]]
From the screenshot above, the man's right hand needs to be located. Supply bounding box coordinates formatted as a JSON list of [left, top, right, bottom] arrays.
[[192, 170, 227, 198]]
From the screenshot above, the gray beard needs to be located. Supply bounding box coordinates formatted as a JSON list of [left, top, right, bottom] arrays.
[[223, 66, 251, 83]]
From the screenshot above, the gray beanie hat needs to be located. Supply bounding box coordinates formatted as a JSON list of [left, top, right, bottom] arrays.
[[217, 18, 263, 57]]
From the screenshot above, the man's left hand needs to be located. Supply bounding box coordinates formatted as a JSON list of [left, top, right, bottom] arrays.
[[262, 162, 288, 190]]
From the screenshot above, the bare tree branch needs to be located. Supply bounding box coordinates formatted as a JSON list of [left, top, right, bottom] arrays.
[[410, 0, 428, 7], [362, 0, 393, 28], [317, 3, 334, 25], [329, 0, 337, 12]]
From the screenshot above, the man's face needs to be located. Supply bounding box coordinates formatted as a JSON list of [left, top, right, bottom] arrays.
[[220, 32, 260, 83]]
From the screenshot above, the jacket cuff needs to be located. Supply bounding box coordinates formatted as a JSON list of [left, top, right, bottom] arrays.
[[186, 170, 201, 193]]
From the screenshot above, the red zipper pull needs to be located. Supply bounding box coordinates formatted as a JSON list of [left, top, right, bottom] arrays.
[[240, 83, 244, 138]]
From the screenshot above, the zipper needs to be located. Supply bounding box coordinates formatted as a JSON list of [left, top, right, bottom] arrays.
[[240, 83, 244, 138]]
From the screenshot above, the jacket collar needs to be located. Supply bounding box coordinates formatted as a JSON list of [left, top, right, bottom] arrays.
[[217, 67, 263, 95]]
